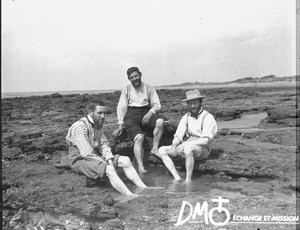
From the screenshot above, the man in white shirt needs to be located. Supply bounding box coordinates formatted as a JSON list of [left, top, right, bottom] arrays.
[[113, 67, 165, 173], [155, 89, 217, 182]]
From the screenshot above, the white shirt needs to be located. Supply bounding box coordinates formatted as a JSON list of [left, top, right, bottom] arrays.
[[174, 109, 217, 142], [117, 82, 161, 125]]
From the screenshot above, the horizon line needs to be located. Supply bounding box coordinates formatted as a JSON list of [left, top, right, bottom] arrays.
[[2, 75, 297, 95]]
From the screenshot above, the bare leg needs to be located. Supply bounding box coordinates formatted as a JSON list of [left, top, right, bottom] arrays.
[[118, 156, 147, 188], [184, 145, 198, 182], [105, 165, 134, 195], [151, 119, 164, 154], [185, 151, 194, 182], [157, 146, 181, 181], [134, 135, 147, 173]]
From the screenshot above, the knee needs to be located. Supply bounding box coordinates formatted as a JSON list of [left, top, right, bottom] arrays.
[[105, 165, 117, 177], [155, 118, 164, 129], [183, 144, 196, 157], [134, 134, 144, 144], [119, 156, 131, 167], [157, 146, 167, 157]]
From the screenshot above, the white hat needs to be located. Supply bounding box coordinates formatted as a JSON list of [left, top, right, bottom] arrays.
[[182, 89, 206, 102]]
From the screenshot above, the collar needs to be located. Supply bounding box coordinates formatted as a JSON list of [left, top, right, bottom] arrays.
[[130, 81, 144, 90], [190, 107, 203, 119], [87, 115, 94, 126]]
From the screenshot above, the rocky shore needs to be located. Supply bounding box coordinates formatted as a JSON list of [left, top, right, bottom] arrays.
[[2, 85, 299, 230]]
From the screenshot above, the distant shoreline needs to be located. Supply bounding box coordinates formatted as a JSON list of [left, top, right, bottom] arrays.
[[156, 80, 296, 90], [1, 80, 296, 99], [1, 89, 120, 99]]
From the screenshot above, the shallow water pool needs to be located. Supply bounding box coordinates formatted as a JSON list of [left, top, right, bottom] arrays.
[[115, 165, 223, 196], [217, 112, 267, 130], [113, 112, 271, 199]]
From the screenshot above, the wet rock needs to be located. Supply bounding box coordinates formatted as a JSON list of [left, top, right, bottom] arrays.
[[200, 160, 245, 175], [211, 182, 243, 191], [242, 131, 263, 139], [103, 194, 116, 207], [214, 171, 233, 181], [9, 209, 30, 229], [218, 128, 244, 136], [212, 181, 272, 195], [3, 209, 10, 219], [2, 147, 22, 160], [105, 218, 124, 229], [276, 118, 297, 127], [209, 108, 243, 121], [45, 222, 66, 230], [147, 154, 162, 165], [238, 177, 249, 182], [49, 93, 63, 98], [257, 133, 282, 144], [265, 106, 298, 126], [197, 156, 278, 178], [25, 153, 45, 162], [10, 209, 23, 221], [60, 183, 74, 191], [85, 177, 110, 188], [93, 206, 118, 220], [218, 128, 231, 135], [159, 201, 169, 209], [282, 180, 299, 192], [2, 180, 20, 191], [241, 188, 263, 196], [222, 175, 233, 182]]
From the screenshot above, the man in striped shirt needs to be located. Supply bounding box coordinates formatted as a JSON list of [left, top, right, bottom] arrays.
[[66, 101, 147, 195], [113, 67, 165, 173], [155, 89, 217, 182]]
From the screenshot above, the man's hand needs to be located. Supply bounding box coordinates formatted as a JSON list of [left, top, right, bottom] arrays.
[[170, 137, 181, 156], [142, 111, 153, 125], [170, 144, 178, 156], [112, 124, 123, 138]]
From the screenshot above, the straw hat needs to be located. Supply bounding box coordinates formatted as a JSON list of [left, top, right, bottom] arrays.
[[182, 89, 206, 102]]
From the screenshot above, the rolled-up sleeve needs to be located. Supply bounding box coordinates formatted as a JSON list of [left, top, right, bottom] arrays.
[[117, 88, 128, 125], [174, 114, 188, 142], [99, 131, 114, 161], [149, 87, 161, 114], [201, 114, 218, 140]]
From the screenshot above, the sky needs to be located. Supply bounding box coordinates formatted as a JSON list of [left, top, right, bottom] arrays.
[[2, 0, 297, 93]]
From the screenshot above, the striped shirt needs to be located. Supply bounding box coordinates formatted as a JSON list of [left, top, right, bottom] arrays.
[[66, 115, 114, 162], [117, 82, 161, 125]]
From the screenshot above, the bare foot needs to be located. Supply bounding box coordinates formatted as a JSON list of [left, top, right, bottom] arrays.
[[183, 179, 192, 184], [173, 177, 182, 182], [138, 168, 147, 174], [150, 148, 159, 155]]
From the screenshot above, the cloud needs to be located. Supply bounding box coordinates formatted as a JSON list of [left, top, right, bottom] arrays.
[[2, 0, 296, 93]]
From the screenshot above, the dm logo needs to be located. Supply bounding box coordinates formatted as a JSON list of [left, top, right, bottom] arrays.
[[175, 196, 231, 226]]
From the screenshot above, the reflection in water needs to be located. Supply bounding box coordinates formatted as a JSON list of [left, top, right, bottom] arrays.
[[113, 165, 274, 202], [116, 166, 223, 197]]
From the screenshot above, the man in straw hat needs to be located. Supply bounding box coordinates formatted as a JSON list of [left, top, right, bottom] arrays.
[[154, 89, 217, 182]]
